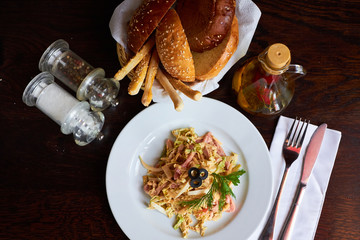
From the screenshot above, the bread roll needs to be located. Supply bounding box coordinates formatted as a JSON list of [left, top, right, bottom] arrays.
[[176, 0, 236, 53], [192, 15, 239, 81], [156, 9, 195, 82], [127, 0, 176, 53]]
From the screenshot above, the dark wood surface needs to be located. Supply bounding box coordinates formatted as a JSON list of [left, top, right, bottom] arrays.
[[1, 0, 359, 239]]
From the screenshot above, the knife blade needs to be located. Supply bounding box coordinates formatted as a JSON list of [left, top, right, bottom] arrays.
[[278, 123, 327, 240], [300, 123, 327, 184]]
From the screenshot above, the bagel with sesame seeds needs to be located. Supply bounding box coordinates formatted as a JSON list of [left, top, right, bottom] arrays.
[[176, 0, 236, 53], [155, 8, 195, 82], [127, 0, 176, 53]]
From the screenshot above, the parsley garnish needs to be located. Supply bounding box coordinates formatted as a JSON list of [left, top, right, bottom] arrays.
[[181, 170, 246, 211]]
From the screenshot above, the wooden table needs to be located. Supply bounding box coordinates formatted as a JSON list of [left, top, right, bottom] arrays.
[[0, 0, 359, 239]]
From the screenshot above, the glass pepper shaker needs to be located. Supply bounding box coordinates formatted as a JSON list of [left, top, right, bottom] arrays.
[[22, 72, 105, 146], [38, 39, 120, 111]]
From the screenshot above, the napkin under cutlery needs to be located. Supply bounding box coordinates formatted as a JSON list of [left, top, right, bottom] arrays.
[[257, 116, 342, 239]]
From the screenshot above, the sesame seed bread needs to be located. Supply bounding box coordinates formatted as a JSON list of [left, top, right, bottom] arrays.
[[192, 15, 239, 81], [127, 0, 176, 53], [176, 0, 236, 53], [155, 9, 195, 82]]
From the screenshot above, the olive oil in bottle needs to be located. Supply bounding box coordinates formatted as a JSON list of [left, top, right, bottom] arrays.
[[232, 43, 306, 116]]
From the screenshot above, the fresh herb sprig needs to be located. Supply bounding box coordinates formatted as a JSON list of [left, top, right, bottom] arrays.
[[181, 170, 246, 211]]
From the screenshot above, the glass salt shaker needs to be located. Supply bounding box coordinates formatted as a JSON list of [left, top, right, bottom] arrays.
[[38, 39, 120, 111], [23, 72, 105, 146]]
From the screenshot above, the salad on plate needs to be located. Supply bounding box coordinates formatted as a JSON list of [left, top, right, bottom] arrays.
[[140, 127, 246, 238]]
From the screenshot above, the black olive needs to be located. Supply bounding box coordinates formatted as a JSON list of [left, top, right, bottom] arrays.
[[188, 167, 200, 179], [190, 178, 202, 188], [198, 169, 208, 180], [188, 167, 209, 188]]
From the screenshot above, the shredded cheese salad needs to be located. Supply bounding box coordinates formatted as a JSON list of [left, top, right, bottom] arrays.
[[141, 128, 246, 238]]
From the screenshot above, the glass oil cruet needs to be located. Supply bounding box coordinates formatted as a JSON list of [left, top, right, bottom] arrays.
[[232, 43, 306, 116], [39, 39, 120, 112]]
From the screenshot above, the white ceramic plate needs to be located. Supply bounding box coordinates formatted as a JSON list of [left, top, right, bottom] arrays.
[[106, 97, 273, 240]]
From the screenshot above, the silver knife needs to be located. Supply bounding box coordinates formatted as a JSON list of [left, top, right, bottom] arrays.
[[278, 123, 327, 239]]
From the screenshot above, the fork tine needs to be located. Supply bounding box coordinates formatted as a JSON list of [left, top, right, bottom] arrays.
[[285, 117, 298, 146], [294, 119, 305, 147], [289, 117, 301, 147], [297, 119, 310, 148]]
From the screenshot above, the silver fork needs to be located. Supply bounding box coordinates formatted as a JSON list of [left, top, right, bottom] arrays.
[[259, 117, 309, 240]]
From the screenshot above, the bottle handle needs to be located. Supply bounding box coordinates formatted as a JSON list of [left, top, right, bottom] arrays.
[[287, 64, 307, 75], [284, 64, 307, 81]]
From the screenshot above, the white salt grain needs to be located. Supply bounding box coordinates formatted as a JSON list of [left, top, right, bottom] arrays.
[[36, 83, 78, 125]]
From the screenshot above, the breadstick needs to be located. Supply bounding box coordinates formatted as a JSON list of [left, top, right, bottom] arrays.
[[141, 50, 160, 106], [114, 37, 155, 81], [164, 72, 202, 101], [128, 53, 151, 95], [116, 43, 136, 81], [156, 69, 184, 112]]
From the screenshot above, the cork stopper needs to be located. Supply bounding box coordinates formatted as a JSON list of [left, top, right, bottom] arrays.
[[265, 43, 291, 70]]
